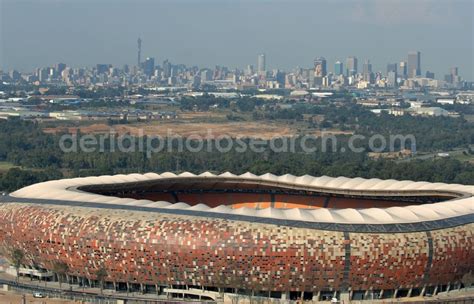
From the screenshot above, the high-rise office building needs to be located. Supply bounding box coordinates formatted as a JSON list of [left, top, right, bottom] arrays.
[[245, 65, 254, 76], [314, 57, 327, 77], [201, 69, 212, 82], [38, 67, 50, 82], [144, 57, 155, 77], [313, 57, 327, 86], [257, 54, 266, 75], [387, 71, 397, 87], [362, 60, 373, 83], [425, 71, 435, 79], [9, 70, 21, 81], [55, 63, 66, 75], [407, 51, 421, 78], [451, 67, 458, 77], [274, 70, 286, 86], [346, 56, 358, 76], [162, 60, 172, 78], [96, 64, 110, 75], [334, 61, 343, 76], [399, 61, 407, 79], [387, 63, 397, 74], [450, 67, 461, 84], [137, 38, 142, 67]]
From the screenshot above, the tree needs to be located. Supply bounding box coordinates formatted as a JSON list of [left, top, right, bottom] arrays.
[[213, 267, 230, 300], [95, 266, 108, 294], [52, 261, 69, 288], [10, 248, 24, 283], [461, 271, 474, 288]]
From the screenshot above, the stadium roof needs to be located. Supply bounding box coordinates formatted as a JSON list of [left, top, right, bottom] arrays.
[[10, 172, 474, 226]]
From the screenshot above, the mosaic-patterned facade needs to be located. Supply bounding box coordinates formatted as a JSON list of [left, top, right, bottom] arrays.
[[0, 202, 473, 292]]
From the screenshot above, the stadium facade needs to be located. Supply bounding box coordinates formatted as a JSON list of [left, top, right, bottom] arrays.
[[0, 172, 473, 301]]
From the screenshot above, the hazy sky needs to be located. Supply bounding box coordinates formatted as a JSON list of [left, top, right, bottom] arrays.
[[1, 0, 473, 80]]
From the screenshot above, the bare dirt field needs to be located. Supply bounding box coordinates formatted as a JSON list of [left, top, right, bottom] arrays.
[[178, 111, 228, 120], [43, 121, 352, 139]]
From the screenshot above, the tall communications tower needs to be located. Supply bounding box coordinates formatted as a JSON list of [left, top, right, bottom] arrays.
[[137, 37, 142, 67]]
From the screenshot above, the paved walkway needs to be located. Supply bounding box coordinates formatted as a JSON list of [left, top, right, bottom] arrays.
[[0, 272, 205, 303], [1, 271, 474, 304]]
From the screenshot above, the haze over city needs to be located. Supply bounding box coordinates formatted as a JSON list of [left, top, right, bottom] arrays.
[[0, 1, 474, 303], [1, 0, 473, 79]]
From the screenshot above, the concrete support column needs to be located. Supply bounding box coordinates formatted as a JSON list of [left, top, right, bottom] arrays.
[[420, 285, 426, 297], [281, 291, 289, 300], [407, 288, 412, 297], [364, 289, 369, 299], [312, 290, 320, 301], [447, 283, 451, 292], [379, 289, 384, 299], [433, 286, 438, 295], [393, 289, 399, 298], [340, 291, 350, 302]]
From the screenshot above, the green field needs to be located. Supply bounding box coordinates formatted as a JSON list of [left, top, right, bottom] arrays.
[[398, 148, 474, 164], [464, 114, 474, 123], [452, 151, 474, 163], [0, 161, 18, 172]]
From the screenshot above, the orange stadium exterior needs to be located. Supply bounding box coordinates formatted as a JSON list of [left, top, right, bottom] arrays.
[[0, 172, 473, 301]]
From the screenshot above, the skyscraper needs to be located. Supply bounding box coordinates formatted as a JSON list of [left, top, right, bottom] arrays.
[[55, 63, 66, 75], [386, 63, 397, 74], [387, 71, 397, 87], [450, 67, 460, 84], [314, 57, 327, 77], [245, 65, 254, 76], [144, 57, 155, 77], [346, 56, 358, 76], [201, 69, 212, 82], [451, 67, 459, 78], [137, 37, 142, 67], [96, 64, 110, 75], [334, 61, 343, 76], [257, 54, 266, 76], [399, 61, 407, 79], [407, 51, 421, 78], [362, 59, 373, 83], [162, 60, 171, 78]]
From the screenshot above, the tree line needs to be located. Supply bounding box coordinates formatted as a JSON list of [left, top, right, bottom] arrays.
[[0, 118, 473, 191]]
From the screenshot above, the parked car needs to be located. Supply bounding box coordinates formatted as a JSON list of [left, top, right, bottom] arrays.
[[33, 292, 45, 298]]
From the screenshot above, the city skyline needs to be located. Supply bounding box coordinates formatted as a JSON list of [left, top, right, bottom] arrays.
[[1, 0, 473, 80], [2, 39, 471, 83], [3, 47, 468, 91], [2, 46, 466, 81]]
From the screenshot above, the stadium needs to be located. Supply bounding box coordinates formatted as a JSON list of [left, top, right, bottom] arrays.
[[0, 172, 473, 302]]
